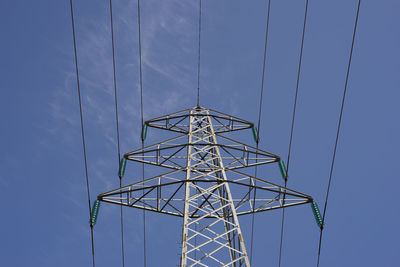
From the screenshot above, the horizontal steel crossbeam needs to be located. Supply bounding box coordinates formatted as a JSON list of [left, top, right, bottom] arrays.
[[97, 106, 315, 267]]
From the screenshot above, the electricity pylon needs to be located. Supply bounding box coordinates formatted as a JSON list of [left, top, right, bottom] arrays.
[[98, 106, 313, 266]]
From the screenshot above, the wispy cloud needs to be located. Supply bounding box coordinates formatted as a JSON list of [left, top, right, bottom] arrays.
[[47, 1, 202, 232]]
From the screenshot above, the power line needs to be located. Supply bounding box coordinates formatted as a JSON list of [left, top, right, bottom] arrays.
[[69, 0, 96, 266], [286, 0, 309, 173], [141, 150, 146, 267], [137, 0, 147, 266], [249, 0, 272, 264], [256, 0, 271, 135], [278, 0, 309, 266], [138, 0, 144, 128], [193, 1, 203, 258], [109, 0, 121, 166], [197, 0, 202, 106], [108, 0, 126, 266], [317, 1, 361, 266]]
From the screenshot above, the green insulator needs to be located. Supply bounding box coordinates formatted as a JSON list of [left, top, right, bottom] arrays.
[[90, 200, 101, 226], [311, 201, 323, 228], [252, 126, 259, 143], [278, 160, 287, 181], [141, 124, 148, 141], [118, 157, 127, 178]]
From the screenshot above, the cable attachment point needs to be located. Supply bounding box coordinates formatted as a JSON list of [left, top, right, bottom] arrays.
[[141, 123, 148, 141], [278, 160, 288, 181], [90, 200, 101, 227], [252, 126, 259, 144], [118, 157, 127, 178], [311, 201, 323, 229]]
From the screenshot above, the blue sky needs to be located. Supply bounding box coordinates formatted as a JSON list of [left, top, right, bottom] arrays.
[[1, 0, 399, 266]]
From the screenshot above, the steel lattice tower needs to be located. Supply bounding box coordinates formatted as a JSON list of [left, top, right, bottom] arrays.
[[98, 106, 314, 266]]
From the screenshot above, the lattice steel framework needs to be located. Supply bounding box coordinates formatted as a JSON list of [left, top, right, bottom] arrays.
[[98, 106, 313, 266]]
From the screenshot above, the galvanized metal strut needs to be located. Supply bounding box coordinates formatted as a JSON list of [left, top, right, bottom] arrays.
[[98, 106, 314, 266]]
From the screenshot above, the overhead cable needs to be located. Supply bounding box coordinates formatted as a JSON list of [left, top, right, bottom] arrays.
[[69, 0, 96, 266], [137, 0, 147, 266], [249, 0, 272, 264], [108, 0, 126, 266], [197, 0, 202, 106], [317, 0, 361, 266], [278, 0, 309, 266]]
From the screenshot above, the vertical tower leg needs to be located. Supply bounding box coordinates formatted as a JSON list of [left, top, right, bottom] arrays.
[[98, 106, 314, 267], [180, 109, 250, 267]]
